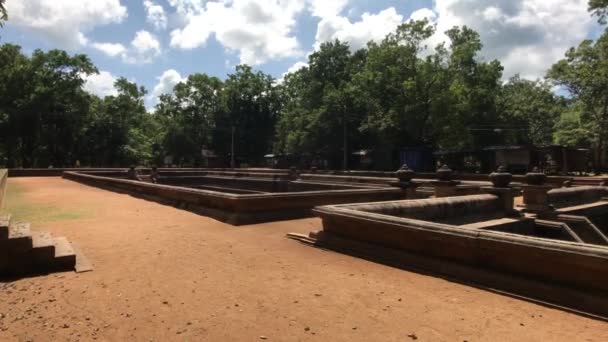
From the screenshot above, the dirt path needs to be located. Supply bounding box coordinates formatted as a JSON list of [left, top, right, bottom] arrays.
[[0, 177, 606, 341]]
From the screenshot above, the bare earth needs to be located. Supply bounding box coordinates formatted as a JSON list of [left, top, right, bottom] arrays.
[[0, 177, 607, 341]]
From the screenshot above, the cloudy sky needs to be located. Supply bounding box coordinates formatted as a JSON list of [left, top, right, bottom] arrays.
[[1, 0, 602, 108]]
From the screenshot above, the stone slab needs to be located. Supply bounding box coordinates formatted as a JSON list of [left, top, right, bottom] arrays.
[[71, 241, 93, 273], [52, 237, 76, 270]]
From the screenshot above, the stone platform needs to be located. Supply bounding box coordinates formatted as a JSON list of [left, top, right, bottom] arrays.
[[305, 195, 608, 318], [62, 171, 405, 225]]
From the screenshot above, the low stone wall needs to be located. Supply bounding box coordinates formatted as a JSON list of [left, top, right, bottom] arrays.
[[313, 202, 608, 316], [8, 167, 288, 178], [158, 170, 290, 179], [341, 194, 502, 221], [311, 170, 606, 188], [0, 169, 7, 209], [299, 174, 395, 186], [8, 168, 124, 177], [548, 186, 607, 209], [63, 171, 403, 225], [158, 175, 290, 192]]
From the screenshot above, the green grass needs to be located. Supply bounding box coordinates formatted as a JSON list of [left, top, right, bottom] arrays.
[[1, 182, 92, 222]]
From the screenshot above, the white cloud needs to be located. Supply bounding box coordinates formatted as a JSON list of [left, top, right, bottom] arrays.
[[83, 71, 118, 97], [286, 61, 308, 74], [409, 8, 436, 22], [143, 0, 168, 30], [426, 0, 598, 79], [131, 30, 161, 57], [168, 0, 306, 65], [147, 69, 186, 109], [307, 0, 349, 18], [92, 30, 161, 64], [277, 60, 308, 84], [5, 0, 127, 49], [91, 42, 127, 57], [314, 7, 404, 51]]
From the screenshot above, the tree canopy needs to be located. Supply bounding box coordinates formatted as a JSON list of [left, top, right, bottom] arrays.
[[0, 7, 606, 170]]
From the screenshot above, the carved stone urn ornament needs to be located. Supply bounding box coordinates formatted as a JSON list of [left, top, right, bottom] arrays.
[[525, 167, 546, 185], [436, 164, 453, 182], [489, 165, 512, 188], [395, 164, 415, 183]]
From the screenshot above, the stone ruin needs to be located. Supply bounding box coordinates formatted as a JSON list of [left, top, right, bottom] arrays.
[[290, 166, 608, 318], [62, 168, 406, 225], [0, 170, 90, 277]]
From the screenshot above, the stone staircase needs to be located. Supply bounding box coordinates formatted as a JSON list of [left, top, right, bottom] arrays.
[[0, 214, 76, 276]]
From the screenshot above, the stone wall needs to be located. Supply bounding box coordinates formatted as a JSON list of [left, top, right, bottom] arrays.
[[8, 168, 289, 178], [338, 194, 502, 221], [8, 168, 123, 177], [548, 186, 608, 209], [313, 202, 608, 316], [63, 171, 403, 225]]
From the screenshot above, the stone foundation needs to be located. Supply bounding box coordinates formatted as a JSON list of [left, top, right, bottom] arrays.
[[62, 171, 404, 225]]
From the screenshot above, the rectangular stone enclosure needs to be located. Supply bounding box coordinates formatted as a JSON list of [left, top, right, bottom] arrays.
[[311, 193, 608, 318], [62, 170, 404, 225]]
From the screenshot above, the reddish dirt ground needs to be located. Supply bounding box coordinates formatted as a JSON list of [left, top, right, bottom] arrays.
[[0, 177, 607, 341]]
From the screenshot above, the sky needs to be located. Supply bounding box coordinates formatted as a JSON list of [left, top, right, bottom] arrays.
[[1, 0, 603, 109]]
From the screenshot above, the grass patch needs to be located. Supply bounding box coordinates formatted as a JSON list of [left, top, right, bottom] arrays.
[[1, 182, 91, 222]]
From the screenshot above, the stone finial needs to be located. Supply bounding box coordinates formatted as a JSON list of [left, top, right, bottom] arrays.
[[524, 166, 546, 185], [396, 164, 415, 182], [489, 165, 512, 188], [436, 164, 453, 181]]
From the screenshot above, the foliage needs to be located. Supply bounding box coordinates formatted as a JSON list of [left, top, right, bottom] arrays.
[[548, 30, 608, 167], [589, 0, 608, 24], [0, 10, 606, 169], [216, 65, 280, 165], [0, 0, 7, 28], [496, 76, 564, 145], [156, 73, 224, 165], [0, 45, 97, 167], [553, 101, 595, 147]]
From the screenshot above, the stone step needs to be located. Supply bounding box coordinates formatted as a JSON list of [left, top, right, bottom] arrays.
[[52, 237, 76, 270], [0, 214, 10, 240], [3, 222, 33, 253], [31, 231, 56, 263]]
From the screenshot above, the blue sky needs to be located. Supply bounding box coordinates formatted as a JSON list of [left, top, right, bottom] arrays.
[[1, 0, 601, 108]]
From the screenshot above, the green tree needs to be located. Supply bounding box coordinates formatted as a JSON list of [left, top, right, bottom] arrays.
[[0, 45, 97, 167], [156, 73, 224, 166], [442, 26, 503, 149], [355, 20, 445, 154], [554, 101, 595, 147], [497, 76, 564, 145], [216, 65, 280, 166], [548, 31, 608, 169], [0, 0, 7, 27], [590, 0, 608, 23], [274, 41, 367, 169], [83, 78, 153, 166]]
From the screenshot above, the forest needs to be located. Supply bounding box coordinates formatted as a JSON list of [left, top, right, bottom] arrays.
[[0, 1, 607, 170]]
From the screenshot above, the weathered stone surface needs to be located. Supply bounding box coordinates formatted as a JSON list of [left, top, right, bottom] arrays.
[[489, 166, 512, 188], [519, 184, 554, 215], [308, 190, 608, 317], [63, 171, 404, 225], [548, 186, 608, 209], [53, 237, 76, 269]]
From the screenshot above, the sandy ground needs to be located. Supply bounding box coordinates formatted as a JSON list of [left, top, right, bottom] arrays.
[[0, 177, 607, 342]]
